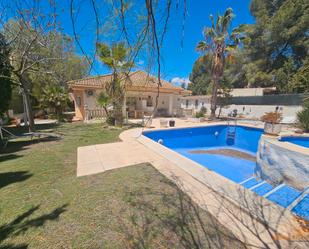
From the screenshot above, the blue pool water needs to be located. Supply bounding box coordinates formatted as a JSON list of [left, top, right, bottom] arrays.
[[144, 125, 262, 183], [280, 136, 309, 148], [143, 125, 309, 220]]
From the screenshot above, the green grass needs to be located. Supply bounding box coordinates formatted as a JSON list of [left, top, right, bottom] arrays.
[[0, 123, 244, 248]]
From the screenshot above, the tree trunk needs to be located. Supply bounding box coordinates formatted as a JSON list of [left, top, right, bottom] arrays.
[[20, 76, 35, 132], [114, 103, 123, 127], [218, 106, 222, 118], [210, 78, 219, 119], [23, 88, 35, 132]]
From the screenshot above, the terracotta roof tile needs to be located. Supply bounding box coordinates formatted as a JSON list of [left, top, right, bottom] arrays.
[[68, 70, 189, 94]]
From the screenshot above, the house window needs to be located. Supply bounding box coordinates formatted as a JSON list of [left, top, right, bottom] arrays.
[[147, 96, 153, 107], [195, 100, 199, 108], [76, 96, 81, 107], [186, 100, 189, 108]]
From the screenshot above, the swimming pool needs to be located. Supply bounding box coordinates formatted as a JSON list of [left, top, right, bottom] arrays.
[[280, 136, 309, 148], [144, 125, 263, 183], [143, 125, 309, 221]]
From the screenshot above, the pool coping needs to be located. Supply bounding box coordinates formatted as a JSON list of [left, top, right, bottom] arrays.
[[137, 123, 308, 243], [276, 135, 309, 155]]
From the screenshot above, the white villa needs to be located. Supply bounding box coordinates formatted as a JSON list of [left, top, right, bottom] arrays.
[[68, 70, 190, 121]]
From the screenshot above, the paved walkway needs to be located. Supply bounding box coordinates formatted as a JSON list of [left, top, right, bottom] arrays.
[[76, 119, 308, 249]]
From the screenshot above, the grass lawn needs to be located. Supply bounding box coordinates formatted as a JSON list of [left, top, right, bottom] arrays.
[[0, 122, 245, 248]]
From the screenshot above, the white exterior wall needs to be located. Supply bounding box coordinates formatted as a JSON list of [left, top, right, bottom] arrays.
[[181, 96, 301, 120], [156, 94, 181, 115], [125, 91, 182, 116], [218, 104, 302, 120]]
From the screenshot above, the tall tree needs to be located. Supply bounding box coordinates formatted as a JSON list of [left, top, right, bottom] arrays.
[[196, 8, 240, 118], [243, 0, 309, 91], [0, 33, 12, 117], [96, 42, 134, 126], [4, 19, 88, 129], [30, 32, 88, 102], [189, 50, 246, 96], [4, 19, 57, 132], [188, 54, 213, 95]]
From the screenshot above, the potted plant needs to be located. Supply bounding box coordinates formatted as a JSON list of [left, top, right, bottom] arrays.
[[169, 119, 175, 127], [261, 111, 282, 135]]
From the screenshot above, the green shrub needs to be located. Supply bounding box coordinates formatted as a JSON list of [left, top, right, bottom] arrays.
[[200, 106, 207, 114], [195, 107, 207, 118], [297, 101, 309, 132], [106, 115, 115, 126], [195, 111, 204, 118]]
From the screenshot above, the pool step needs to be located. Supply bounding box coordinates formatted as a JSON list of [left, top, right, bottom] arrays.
[[263, 183, 285, 198], [239, 177, 255, 185], [249, 181, 266, 190], [287, 188, 309, 211], [240, 177, 307, 220], [240, 178, 262, 189], [292, 194, 309, 220], [226, 121, 237, 142], [227, 132, 236, 139], [252, 182, 274, 196], [266, 185, 301, 208]]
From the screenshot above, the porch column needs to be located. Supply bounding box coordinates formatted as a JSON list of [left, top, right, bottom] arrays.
[[168, 94, 173, 116]]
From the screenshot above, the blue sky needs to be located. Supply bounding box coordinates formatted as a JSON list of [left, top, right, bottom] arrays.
[[57, 0, 255, 85]]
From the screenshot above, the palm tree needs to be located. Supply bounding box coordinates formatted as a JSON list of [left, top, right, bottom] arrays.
[[196, 8, 240, 119], [39, 85, 69, 120], [96, 42, 134, 126]]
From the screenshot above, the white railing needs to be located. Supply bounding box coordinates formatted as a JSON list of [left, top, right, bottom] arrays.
[[84, 108, 106, 121]]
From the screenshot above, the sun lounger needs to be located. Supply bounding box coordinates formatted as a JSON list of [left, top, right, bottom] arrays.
[[1, 126, 62, 148]]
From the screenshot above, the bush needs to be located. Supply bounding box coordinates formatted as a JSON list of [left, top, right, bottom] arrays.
[[195, 107, 207, 118], [106, 114, 115, 126], [297, 101, 309, 132], [195, 111, 204, 118], [200, 106, 207, 114]]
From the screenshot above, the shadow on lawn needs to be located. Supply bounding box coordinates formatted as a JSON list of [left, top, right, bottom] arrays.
[[0, 123, 61, 155], [3, 123, 59, 136], [118, 174, 309, 249], [0, 138, 60, 155], [0, 204, 68, 249], [0, 154, 23, 163], [0, 171, 32, 189], [118, 178, 246, 249]]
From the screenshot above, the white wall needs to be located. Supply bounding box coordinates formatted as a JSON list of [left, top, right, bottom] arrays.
[[180, 98, 210, 112], [124, 91, 181, 116], [219, 104, 302, 120], [180, 97, 301, 120]]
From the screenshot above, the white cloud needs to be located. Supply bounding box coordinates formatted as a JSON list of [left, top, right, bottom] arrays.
[[171, 77, 191, 87]]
